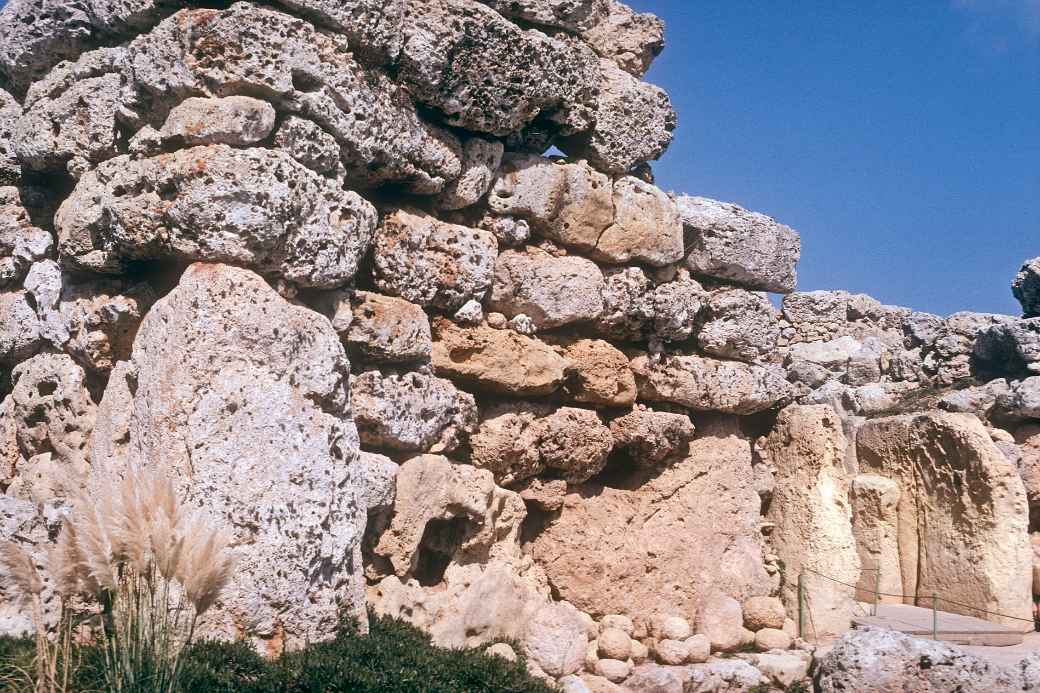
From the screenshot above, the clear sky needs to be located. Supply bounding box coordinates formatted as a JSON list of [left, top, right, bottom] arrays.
[[627, 0, 1039, 317]]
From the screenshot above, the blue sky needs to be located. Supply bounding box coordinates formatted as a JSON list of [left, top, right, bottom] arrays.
[[627, 0, 1039, 316]]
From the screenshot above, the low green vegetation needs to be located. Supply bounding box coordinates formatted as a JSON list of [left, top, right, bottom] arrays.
[[0, 613, 554, 693]]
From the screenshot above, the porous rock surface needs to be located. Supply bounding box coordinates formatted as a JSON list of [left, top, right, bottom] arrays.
[[0, 1, 1035, 688]]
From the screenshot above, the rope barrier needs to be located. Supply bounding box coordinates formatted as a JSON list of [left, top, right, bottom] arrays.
[[800, 567, 1035, 624]]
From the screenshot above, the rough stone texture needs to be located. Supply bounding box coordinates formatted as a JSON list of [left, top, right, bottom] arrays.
[[764, 405, 860, 639], [1015, 424, 1040, 531], [581, 1, 664, 76], [0, 496, 53, 635], [1014, 257, 1040, 318], [593, 177, 683, 267], [630, 352, 793, 415], [57, 146, 378, 288], [597, 626, 632, 660], [515, 477, 568, 511], [939, 378, 1009, 417], [523, 600, 589, 677], [0, 187, 53, 289], [850, 474, 903, 603], [598, 267, 705, 343], [676, 195, 800, 294], [398, 0, 599, 136], [350, 369, 477, 453], [489, 247, 605, 329], [37, 276, 155, 375], [0, 91, 22, 185], [436, 137, 503, 211], [556, 337, 636, 407], [372, 454, 523, 577], [742, 596, 786, 631], [697, 289, 780, 363], [323, 290, 432, 364], [268, 0, 405, 64], [653, 639, 689, 666], [13, 47, 128, 174], [974, 317, 1040, 380], [558, 60, 676, 174], [129, 4, 462, 192], [271, 116, 343, 177], [814, 628, 1040, 693], [478, 0, 609, 32], [488, 154, 613, 255], [372, 208, 498, 311], [159, 96, 277, 147], [996, 376, 1040, 420], [527, 417, 775, 631], [856, 412, 1033, 627], [608, 408, 695, 466], [468, 402, 613, 485], [431, 319, 569, 396], [90, 263, 379, 651], [3, 353, 96, 491], [0, 290, 41, 365]]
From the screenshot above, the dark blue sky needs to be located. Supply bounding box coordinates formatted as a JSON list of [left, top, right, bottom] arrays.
[[628, 0, 1039, 316]]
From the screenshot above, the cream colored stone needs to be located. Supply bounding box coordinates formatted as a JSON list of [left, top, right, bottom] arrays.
[[600, 614, 634, 636], [742, 596, 786, 631], [685, 633, 710, 663], [696, 592, 744, 653], [597, 627, 632, 660], [655, 615, 691, 641], [485, 642, 517, 661], [850, 474, 903, 604], [765, 405, 860, 639], [857, 413, 1033, 627], [755, 628, 791, 651], [653, 638, 688, 665], [595, 658, 631, 683]]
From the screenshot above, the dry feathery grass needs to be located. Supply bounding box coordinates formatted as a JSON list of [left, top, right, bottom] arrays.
[[0, 541, 43, 603], [7, 466, 236, 693]]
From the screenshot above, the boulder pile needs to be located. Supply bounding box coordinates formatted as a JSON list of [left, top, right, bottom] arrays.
[[0, 0, 1037, 690]]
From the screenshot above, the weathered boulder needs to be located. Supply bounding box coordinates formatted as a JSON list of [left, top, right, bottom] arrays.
[[271, 116, 343, 177], [995, 377, 1040, 420], [3, 353, 96, 489], [398, 0, 598, 136], [608, 408, 695, 466], [0, 290, 41, 365], [696, 289, 780, 363], [696, 592, 743, 653], [468, 402, 613, 485], [435, 137, 503, 211], [850, 474, 903, 603], [57, 146, 378, 288], [350, 369, 477, 453], [431, 319, 569, 396], [921, 311, 1015, 384], [527, 417, 775, 631], [764, 405, 859, 639], [856, 412, 1033, 627], [524, 600, 589, 677], [558, 60, 676, 174], [478, 0, 609, 32], [814, 628, 1040, 693], [372, 208, 498, 311], [1014, 257, 1040, 318], [1015, 424, 1040, 531], [158, 96, 277, 147], [676, 195, 800, 293], [0, 187, 53, 289], [593, 176, 683, 266], [556, 337, 636, 407], [581, 1, 664, 76], [13, 48, 128, 174], [488, 154, 613, 254], [129, 3, 462, 192], [742, 596, 786, 631], [0, 91, 21, 185], [489, 247, 605, 329], [90, 263, 380, 651], [322, 290, 431, 364], [630, 352, 793, 415], [939, 378, 1009, 417], [267, 0, 405, 64], [974, 317, 1040, 379], [598, 267, 705, 343]]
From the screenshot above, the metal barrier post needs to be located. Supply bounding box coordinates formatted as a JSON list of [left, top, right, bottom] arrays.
[[798, 571, 805, 638], [873, 567, 881, 617], [932, 594, 938, 640]]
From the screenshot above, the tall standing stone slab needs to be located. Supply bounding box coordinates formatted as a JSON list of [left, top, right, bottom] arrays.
[[764, 405, 860, 639], [856, 412, 1033, 628], [90, 263, 385, 652]]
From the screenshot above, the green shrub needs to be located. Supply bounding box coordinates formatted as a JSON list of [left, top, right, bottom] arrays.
[[2, 614, 554, 693]]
